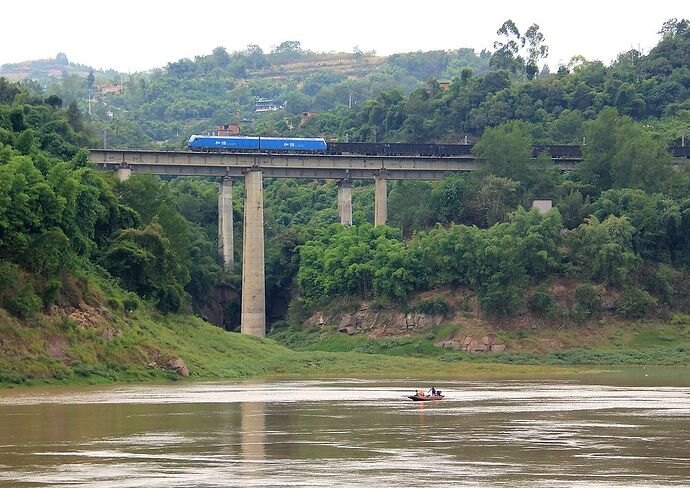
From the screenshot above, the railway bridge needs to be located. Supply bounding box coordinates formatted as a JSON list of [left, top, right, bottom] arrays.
[[87, 147, 685, 336]]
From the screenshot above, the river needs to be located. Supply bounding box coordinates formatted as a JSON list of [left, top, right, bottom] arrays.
[[0, 369, 689, 487]]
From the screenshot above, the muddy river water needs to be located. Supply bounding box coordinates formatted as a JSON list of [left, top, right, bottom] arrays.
[[0, 369, 689, 487]]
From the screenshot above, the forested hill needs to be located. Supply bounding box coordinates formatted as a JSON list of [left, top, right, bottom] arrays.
[[29, 20, 690, 150], [0, 53, 119, 86], [36, 43, 491, 145]]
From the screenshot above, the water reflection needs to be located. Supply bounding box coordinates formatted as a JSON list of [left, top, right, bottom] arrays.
[[0, 374, 688, 486], [240, 401, 265, 470]]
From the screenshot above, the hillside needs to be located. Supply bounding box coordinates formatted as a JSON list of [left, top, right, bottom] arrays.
[[0, 53, 119, 85]]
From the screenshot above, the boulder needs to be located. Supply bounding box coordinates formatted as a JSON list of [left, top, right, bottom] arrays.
[[337, 326, 357, 335], [340, 314, 356, 328], [165, 357, 189, 377], [467, 337, 490, 353]]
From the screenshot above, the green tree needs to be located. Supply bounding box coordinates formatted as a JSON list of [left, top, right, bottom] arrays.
[[567, 215, 640, 287]]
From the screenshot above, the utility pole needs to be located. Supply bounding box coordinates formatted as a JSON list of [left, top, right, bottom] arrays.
[[103, 128, 107, 149]]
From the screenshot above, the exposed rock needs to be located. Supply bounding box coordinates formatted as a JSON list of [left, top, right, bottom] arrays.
[[67, 304, 102, 329], [97, 307, 112, 320], [436, 335, 506, 354], [467, 338, 489, 353], [47, 336, 69, 360], [101, 328, 122, 342], [340, 313, 356, 328], [165, 357, 189, 377], [337, 326, 357, 335]]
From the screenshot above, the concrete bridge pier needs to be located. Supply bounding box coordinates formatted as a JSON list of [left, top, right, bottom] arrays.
[[218, 176, 234, 271], [337, 178, 353, 226], [241, 168, 266, 337], [374, 172, 388, 226], [116, 165, 132, 182]]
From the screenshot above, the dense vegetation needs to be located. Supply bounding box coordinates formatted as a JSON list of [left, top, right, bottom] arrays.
[[0, 83, 225, 318], [1, 18, 690, 385]]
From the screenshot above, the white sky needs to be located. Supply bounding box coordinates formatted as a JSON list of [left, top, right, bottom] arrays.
[[1, 0, 687, 73]]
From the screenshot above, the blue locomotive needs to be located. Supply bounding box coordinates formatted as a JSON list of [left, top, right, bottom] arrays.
[[187, 135, 327, 152]]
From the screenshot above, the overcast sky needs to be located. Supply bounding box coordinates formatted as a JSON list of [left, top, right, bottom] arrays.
[[1, 0, 687, 73]]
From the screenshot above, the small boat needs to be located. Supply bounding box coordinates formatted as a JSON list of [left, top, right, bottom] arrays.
[[408, 394, 444, 402]]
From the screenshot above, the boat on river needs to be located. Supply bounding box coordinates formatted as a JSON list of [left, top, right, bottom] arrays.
[[408, 394, 444, 402]]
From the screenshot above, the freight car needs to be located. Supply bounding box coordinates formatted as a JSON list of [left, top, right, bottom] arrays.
[[532, 145, 582, 159], [326, 142, 474, 157]]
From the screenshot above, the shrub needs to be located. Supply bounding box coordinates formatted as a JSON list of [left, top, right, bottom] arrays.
[[528, 289, 556, 316], [122, 294, 139, 313], [107, 297, 124, 312], [0, 261, 20, 297], [569, 304, 589, 323], [670, 314, 690, 326], [41, 279, 62, 310], [616, 289, 656, 319], [155, 285, 182, 313], [417, 296, 450, 316], [372, 297, 387, 312], [478, 280, 525, 317], [645, 264, 678, 305], [574, 284, 603, 317], [7, 283, 41, 318]]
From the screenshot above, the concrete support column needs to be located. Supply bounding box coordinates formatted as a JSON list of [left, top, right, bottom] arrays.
[[374, 172, 387, 226], [218, 176, 234, 271], [241, 169, 265, 337], [116, 165, 131, 182], [337, 179, 353, 226]]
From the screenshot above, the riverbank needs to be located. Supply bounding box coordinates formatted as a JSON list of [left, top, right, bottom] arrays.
[[0, 304, 589, 388], [3, 298, 690, 389]]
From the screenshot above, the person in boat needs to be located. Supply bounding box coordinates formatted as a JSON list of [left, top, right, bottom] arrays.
[[429, 386, 437, 396], [418, 389, 425, 397]]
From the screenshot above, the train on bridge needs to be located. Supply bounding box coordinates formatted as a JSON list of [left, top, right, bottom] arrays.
[[187, 135, 690, 159]]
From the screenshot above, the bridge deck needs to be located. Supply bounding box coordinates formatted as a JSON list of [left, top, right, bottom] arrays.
[[88, 149, 580, 179]]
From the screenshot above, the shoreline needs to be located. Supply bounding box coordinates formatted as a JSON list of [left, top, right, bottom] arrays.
[[3, 354, 689, 390]]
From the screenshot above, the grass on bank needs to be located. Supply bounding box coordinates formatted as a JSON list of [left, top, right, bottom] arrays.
[[0, 306, 589, 388], [269, 321, 690, 366]]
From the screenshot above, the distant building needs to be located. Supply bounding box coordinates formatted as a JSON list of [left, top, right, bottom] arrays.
[[207, 124, 240, 136], [255, 98, 285, 112], [300, 111, 317, 125], [98, 83, 123, 95], [439, 81, 450, 90]]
